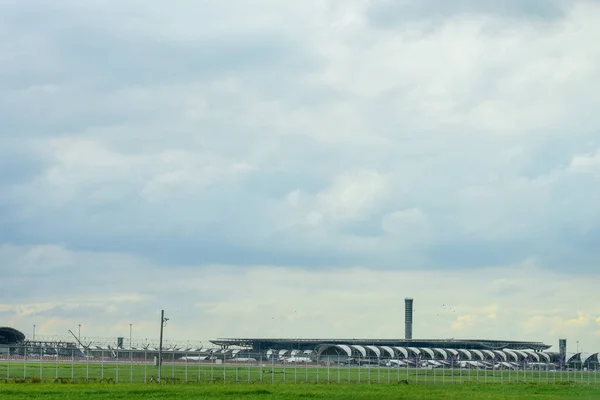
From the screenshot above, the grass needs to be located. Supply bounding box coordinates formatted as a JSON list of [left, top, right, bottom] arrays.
[[1, 382, 600, 400], [1, 360, 598, 385], [2, 361, 600, 399]]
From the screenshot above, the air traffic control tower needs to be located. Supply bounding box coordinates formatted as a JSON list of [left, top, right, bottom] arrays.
[[405, 298, 413, 340]]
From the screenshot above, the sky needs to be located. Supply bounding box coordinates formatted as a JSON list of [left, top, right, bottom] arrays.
[[1, 0, 600, 353]]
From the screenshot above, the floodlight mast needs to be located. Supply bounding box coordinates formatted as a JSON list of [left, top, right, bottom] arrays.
[[158, 310, 168, 383]]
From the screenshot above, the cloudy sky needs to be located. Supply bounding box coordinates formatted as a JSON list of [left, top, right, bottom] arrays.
[[1, 0, 600, 352]]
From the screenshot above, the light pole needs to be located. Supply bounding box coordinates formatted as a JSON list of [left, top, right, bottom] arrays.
[[158, 310, 169, 384], [577, 341, 580, 372], [33, 325, 36, 341], [129, 323, 133, 383], [78, 324, 81, 342]]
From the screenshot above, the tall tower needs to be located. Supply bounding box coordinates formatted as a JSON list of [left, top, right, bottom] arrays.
[[559, 339, 567, 365], [405, 298, 413, 340]]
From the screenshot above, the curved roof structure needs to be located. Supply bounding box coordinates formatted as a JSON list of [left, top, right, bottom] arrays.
[[482, 350, 495, 360], [351, 345, 367, 358], [211, 338, 552, 351], [433, 348, 447, 360], [523, 350, 539, 362], [366, 345, 381, 358], [584, 353, 599, 364], [446, 348, 459, 359], [0, 327, 25, 345], [514, 350, 529, 360], [504, 350, 519, 361], [310, 344, 566, 363], [420, 348, 435, 359], [393, 346, 409, 358], [315, 344, 352, 357], [538, 352, 551, 362], [569, 352, 599, 365], [458, 349, 472, 360], [406, 347, 421, 357], [210, 337, 576, 364], [338, 344, 353, 357], [380, 346, 395, 358]]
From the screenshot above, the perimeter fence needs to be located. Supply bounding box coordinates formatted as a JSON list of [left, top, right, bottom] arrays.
[[1, 346, 598, 385]]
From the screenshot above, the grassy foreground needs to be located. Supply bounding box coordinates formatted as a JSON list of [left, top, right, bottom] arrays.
[[1, 383, 600, 399], [2, 361, 598, 385]]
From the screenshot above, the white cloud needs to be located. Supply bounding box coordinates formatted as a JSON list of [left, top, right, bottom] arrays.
[[1, 0, 599, 350], [311, 170, 388, 224], [381, 208, 430, 241], [523, 312, 595, 340], [451, 315, 476, 332], [1, 244, 599, 352], [570, 149, 600, 174]]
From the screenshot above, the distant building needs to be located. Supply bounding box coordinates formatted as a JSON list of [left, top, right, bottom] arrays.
[[0, 326, 25, 345]]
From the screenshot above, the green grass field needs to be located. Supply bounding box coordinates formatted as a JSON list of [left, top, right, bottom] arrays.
[[1, 360, 599, 386], [1, 383, 600, 400]]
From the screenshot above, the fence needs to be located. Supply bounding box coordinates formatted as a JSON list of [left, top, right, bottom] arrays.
[[0, 346, 598, 385]]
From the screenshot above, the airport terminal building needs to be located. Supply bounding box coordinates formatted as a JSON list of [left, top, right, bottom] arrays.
[[3, 299, 599, 369], [209, 300, 595, 369]]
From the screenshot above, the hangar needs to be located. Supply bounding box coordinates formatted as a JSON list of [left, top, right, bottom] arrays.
[[0, 326, 25, 345]]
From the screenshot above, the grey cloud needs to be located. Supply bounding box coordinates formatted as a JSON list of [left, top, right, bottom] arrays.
[[3, 247, 600, 346], [0, 208, 364, 268], [339, 217, 387, 238], [425, 239, 531, 269], [367, 0, 567, 28], [0, 34, 312, 137], [2, 131, 600, 271], [0, 244, 225, 309], [536, 226, 600, 271], [515, 136, 600, 179], [0, 140, 51, 186], [56, 33, 302, 88], [0, 2, 320, 140], [491, 282, 524, 297], [1, 1, 600, 348], [1, 0, 600, 275]]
